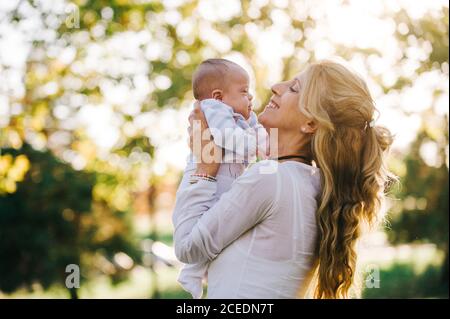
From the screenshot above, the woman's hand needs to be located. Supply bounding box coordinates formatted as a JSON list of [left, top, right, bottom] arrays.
[[188, 101, 221, 177]]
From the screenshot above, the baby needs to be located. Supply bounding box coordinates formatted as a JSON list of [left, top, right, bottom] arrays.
[[174, 58, 268, 299]]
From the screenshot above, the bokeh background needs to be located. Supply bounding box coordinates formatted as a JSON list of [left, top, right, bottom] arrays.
[[0, 0, 448, 299]]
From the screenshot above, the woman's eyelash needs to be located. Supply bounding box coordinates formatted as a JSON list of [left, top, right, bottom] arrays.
[[289, 86, 298, 92]]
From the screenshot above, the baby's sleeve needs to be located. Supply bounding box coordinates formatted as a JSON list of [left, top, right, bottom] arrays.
[[200, 100, 258, 160]]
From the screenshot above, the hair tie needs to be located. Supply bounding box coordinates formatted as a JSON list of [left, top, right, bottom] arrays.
[[364, 119, 376, 130]]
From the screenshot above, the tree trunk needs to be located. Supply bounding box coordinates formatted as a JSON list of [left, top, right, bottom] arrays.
[[68, 288, 78, 299]]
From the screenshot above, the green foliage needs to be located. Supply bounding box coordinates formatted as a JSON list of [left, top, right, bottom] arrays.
[[0, 144, 138, 294], [386, 117, 449, 287], [387, 130, 449, 247], [363, 262, 449, 298]]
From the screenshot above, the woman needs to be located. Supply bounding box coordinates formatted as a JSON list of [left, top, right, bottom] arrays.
[[172, 60, 395, 298]]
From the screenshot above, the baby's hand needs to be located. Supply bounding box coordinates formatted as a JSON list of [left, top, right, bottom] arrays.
[[188, 101, 222, 176], [188, 101, 209, 153]]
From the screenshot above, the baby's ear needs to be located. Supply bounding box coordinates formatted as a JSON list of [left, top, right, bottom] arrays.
[[211, 89, 223, 101]]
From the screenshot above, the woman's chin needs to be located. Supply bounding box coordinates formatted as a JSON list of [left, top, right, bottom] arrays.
[[257, 111, 273, 128]]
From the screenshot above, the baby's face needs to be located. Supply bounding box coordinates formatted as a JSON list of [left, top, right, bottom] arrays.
[[222, 68, 253, 120]]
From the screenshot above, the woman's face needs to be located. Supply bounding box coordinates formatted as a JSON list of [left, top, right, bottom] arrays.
[[258, 71, 311, 133]]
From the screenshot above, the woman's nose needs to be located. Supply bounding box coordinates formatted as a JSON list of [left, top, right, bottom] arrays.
[[248, 93, 253, 100], [271, 83, 282, 96]]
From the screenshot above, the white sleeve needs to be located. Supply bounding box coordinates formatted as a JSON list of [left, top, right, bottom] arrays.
[[201, 100, 258, 159], [172, 163, 277, 264]]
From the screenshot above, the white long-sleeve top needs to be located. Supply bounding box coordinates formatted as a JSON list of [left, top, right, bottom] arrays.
[[172, 160, 322, 298]]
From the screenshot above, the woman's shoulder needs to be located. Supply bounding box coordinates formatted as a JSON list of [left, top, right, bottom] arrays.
[[278, 161, 322, 196], [248, 159, 319, 174], [250, 160, 322, 194], [234, 160, 279, 188], [241, 160, 321, 188], [245, 159, 279, 177]]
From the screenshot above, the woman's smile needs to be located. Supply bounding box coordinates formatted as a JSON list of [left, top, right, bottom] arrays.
[[265, 99, 280, 110]]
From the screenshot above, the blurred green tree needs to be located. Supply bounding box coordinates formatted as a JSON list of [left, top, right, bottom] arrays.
[[0, 145, 139, 298], [387, 117, 449, 287], [384, 8, 449, 291]]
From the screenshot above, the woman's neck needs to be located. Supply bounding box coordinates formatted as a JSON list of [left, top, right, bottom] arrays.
[[271, 131, 312, 163]]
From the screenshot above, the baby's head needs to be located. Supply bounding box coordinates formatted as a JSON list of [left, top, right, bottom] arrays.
[[193, 58, 253, 120]]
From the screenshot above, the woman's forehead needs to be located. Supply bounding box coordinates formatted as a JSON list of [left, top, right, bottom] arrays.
[[295, 70, 307, 82], [292, 71, 308, 88]]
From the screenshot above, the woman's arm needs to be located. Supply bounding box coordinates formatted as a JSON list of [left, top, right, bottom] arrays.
[[172, 163, 276, 264], [174, 104, 276, 264]]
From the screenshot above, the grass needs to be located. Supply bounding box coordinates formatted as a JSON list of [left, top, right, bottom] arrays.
[[362, 262, 448, 298], [1, 228, 447, 299], [1, 266, 191, 299]]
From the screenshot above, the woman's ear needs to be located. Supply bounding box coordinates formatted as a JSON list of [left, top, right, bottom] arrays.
[[211, 89, 223, 101], [302, 120, 318, 134]]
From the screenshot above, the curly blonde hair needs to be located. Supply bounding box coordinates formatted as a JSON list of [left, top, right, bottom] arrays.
[[299, 60, 396, 298]]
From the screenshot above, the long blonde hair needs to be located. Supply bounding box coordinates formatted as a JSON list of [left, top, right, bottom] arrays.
[[300, 60, 396, 298]]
